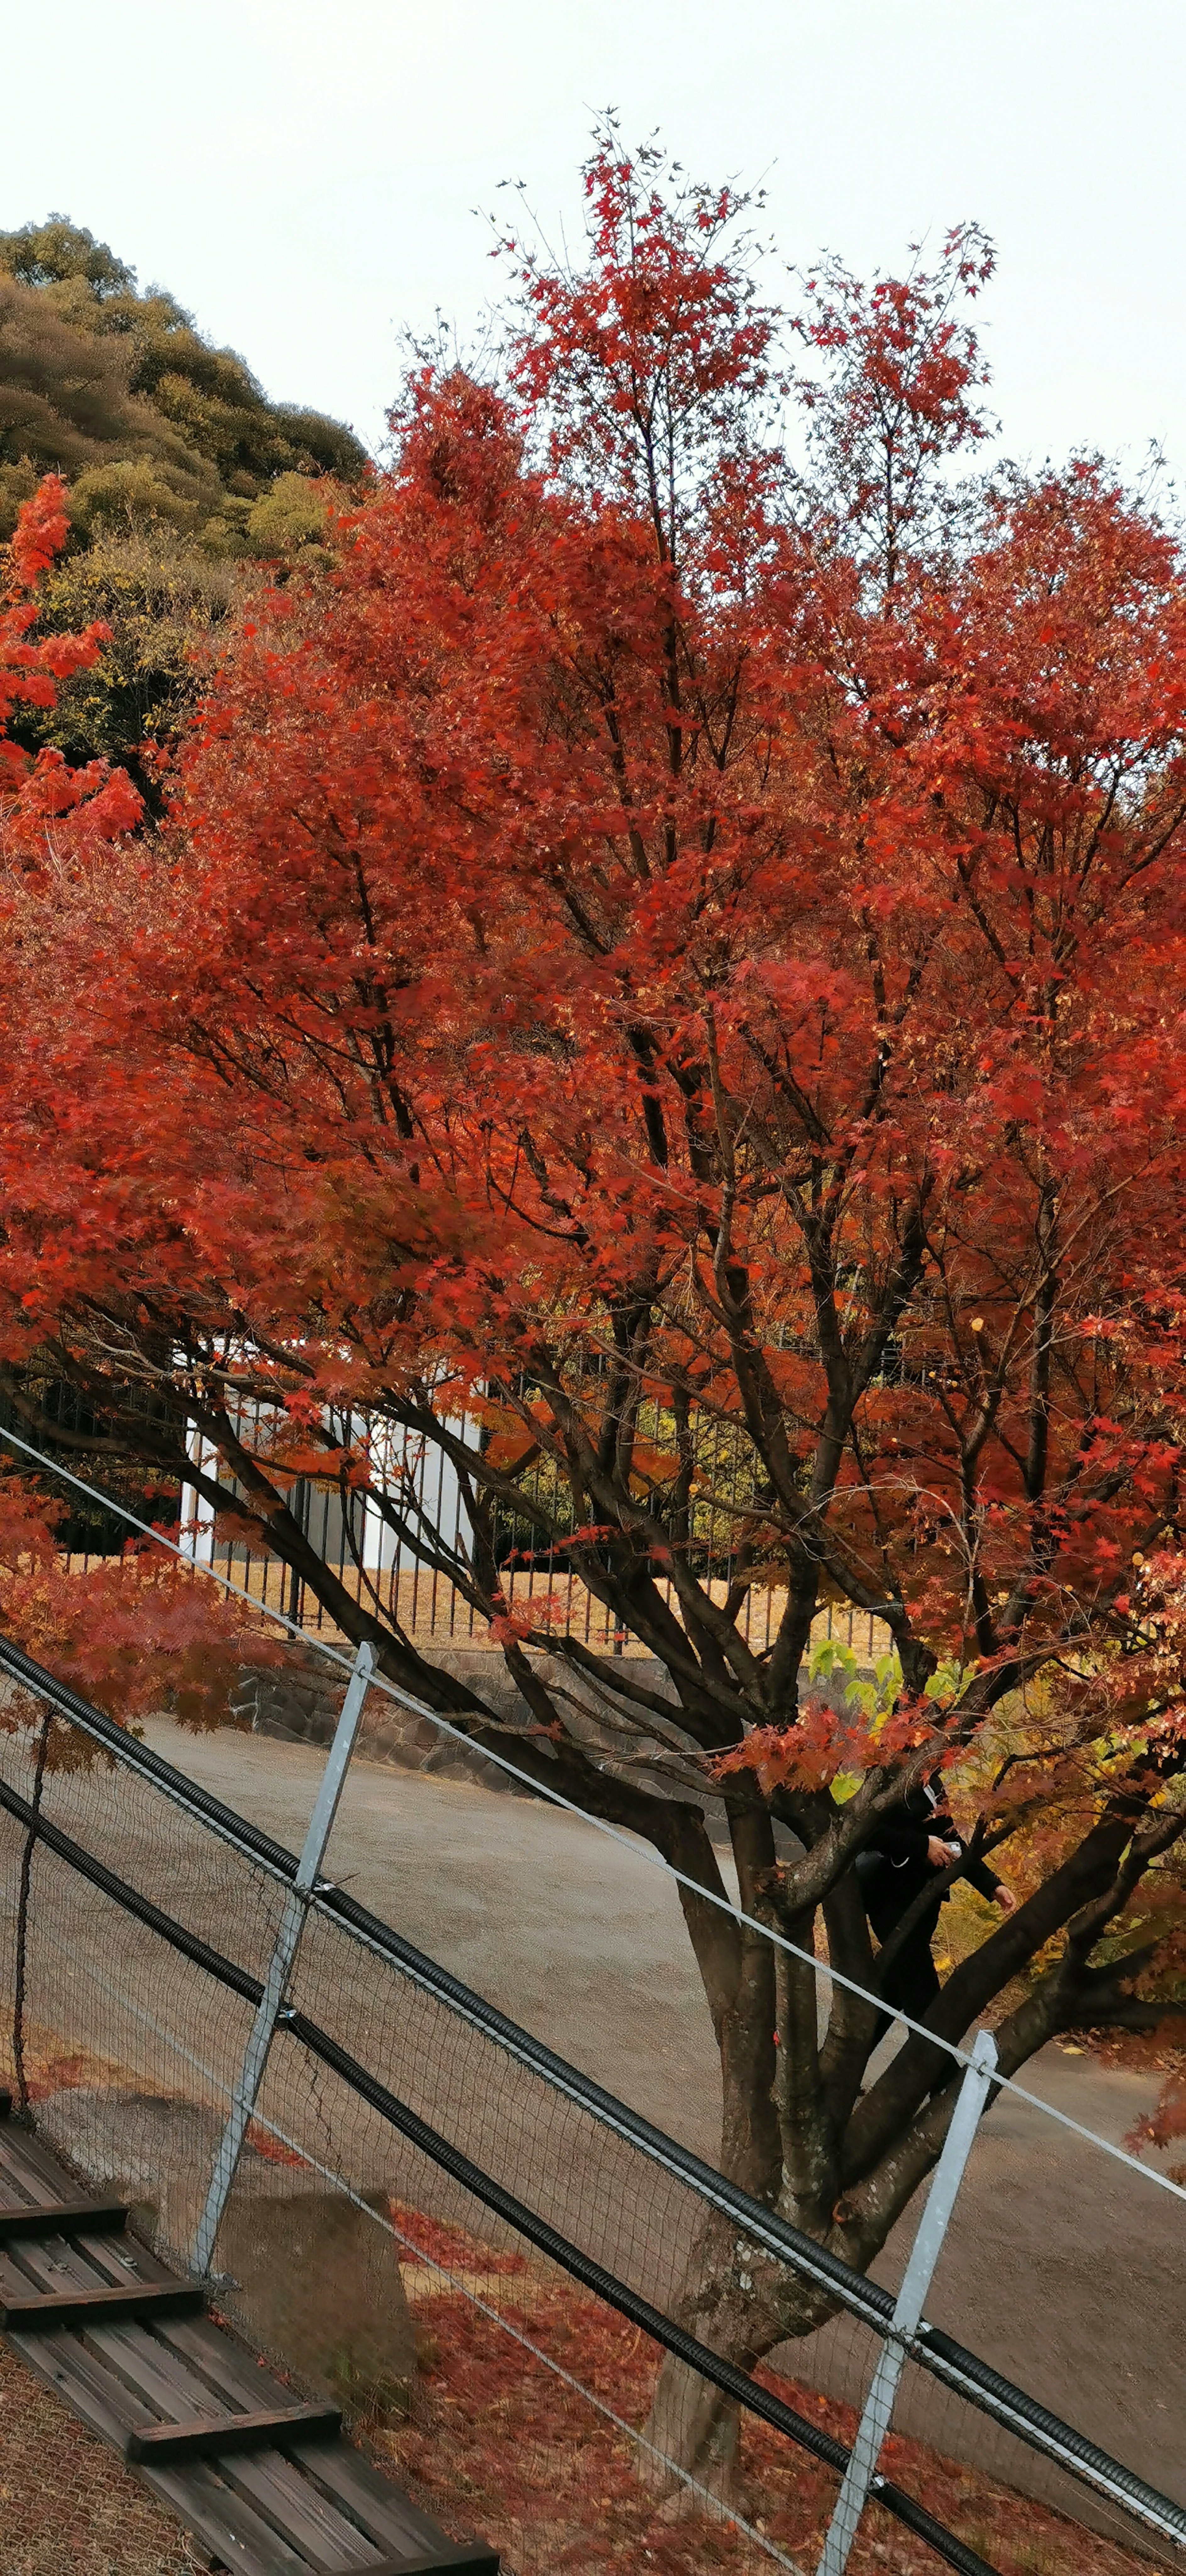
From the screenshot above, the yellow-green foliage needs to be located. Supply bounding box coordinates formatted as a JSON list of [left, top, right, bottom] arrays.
[[22, 532, 242, 801], [67, 458, 201, 539], [246, 469, 337, 558]]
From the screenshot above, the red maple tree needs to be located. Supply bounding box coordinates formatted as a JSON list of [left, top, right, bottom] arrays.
[[1, 136, 1184, 2482], [0, 480, 279, 1731]]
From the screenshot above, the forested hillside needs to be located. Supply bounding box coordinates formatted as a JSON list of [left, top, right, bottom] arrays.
[[0, 217, 370, 797]]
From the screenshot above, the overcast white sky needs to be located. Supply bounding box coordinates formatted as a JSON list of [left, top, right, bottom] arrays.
[[3, 0, 1183, 486]]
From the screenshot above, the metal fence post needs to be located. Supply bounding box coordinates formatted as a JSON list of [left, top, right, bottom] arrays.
[[816, 2027, 998, 2576], [191, 1639, 376, 2276]]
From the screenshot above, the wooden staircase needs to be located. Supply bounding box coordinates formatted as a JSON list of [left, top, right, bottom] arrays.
[[0, 2089, 498, 2575]]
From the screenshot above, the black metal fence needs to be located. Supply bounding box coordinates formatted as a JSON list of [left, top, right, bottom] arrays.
[[2, 1371, 889, 1662]]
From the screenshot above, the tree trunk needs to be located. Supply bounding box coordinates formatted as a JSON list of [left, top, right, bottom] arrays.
[[640, 1938, 841, 2504], [641, 2201, 845, 2507]]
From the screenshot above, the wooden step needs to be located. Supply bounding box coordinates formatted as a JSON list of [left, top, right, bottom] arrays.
[[0, 2280, 204, 2329], [127, 2400, 342, 2464], [0, 2117, 500, 2571], [0, 2198, 128, 2243], [363, 2551, 501, 2574]]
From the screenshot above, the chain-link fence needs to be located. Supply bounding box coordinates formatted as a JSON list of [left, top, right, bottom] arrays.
[[0, 1634, 1182, 2576]]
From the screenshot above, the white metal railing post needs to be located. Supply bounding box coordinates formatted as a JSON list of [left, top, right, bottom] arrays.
[[816, 2027, 998, 2576], [191, 1639, 377, 2277]]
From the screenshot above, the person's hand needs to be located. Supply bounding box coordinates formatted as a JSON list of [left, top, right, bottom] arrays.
[[995, 1884, 1018, 1914], [927, 1836, 959, 1868]]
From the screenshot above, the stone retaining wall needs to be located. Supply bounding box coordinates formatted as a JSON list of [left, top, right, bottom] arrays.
[[231, 1639, 866, 1801], [230, 1641, 681, 1797]]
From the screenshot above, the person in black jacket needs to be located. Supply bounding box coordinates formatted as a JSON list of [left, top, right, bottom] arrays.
[[857, 1775, 1016, 2042]]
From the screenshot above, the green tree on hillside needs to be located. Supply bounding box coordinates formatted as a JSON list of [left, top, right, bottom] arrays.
[[0, 218, 370, 787], [0, 217, 367, 509], [19, 534, 240, 810]]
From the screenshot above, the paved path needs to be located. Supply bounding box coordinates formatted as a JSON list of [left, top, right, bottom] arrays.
[[8, 1717, 1180, 2528], [144, 1722, 1172, 2166], [153, 1721, 720, 2146], [133, 1723, 1185, 2522]]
